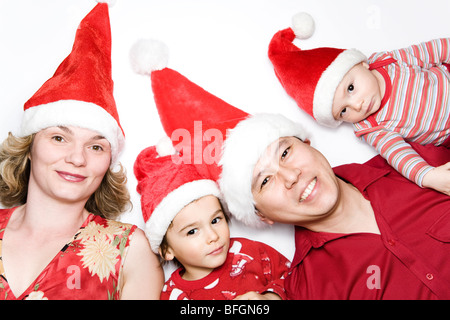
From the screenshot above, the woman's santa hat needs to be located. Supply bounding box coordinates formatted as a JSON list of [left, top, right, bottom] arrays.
[[20, 0, 124, 164], [134, 138, 221, 254], [130, 39, 308, 228], [268, 12, 367, 127]]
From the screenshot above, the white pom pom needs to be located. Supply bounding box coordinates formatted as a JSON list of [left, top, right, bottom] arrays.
[[96, 0, 117, 7], [291, 12, 315, 40], [130, 39, 169, 75], [156, 136, 177, 157]]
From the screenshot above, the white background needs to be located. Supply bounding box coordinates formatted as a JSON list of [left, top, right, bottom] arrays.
[[1, 0, 449, 273]]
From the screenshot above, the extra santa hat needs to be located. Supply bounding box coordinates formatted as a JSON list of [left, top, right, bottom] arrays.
[[268, 12, 367, 127], [130, 39, 249, 182], [130, 39, 308, 228], [20, 1, 124, 164], [134, 138, 221, 254]]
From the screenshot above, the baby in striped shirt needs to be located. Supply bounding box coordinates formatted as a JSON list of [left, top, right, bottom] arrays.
[[268, 13, 450, 195]]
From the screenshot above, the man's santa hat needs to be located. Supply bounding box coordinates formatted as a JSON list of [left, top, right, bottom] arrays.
[[20, 0, 124, 164], [268, 12, 367, 127], [130, 39, 307, 228], [134, 138, 221, 254]]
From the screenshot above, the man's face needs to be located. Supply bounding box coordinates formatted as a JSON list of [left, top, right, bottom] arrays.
[[251, 136, 341, 226]]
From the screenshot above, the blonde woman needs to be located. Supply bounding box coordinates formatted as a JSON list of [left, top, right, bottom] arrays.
[[0, 2, 163, 300]]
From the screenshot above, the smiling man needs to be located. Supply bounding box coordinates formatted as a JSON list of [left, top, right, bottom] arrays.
[[219, 113, 450, 299]]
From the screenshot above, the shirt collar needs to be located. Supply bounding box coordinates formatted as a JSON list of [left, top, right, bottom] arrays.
[[292, 158, 391, 266], [332, 158, 391, 195]]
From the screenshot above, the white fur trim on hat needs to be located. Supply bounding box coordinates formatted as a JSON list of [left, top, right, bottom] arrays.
[[145, 179, 221, 254], [219, 113, 308, 228], [312, 49, 367, 128], [20, 100, 125, 165]]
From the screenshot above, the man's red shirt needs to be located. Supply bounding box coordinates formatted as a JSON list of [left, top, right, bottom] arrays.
[[286, 143, 450, 299]]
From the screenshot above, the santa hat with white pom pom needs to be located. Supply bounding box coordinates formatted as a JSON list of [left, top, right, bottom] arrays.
[[130, 39, 308, 229], [129, 38, 249, 182], [134, 137, 221, 254], [268, 12, 367, 128], [20, 0, 124, 165]]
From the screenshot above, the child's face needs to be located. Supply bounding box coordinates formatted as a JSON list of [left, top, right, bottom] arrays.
[[332, 62, 384, 123], [164, 195, 230, 280]]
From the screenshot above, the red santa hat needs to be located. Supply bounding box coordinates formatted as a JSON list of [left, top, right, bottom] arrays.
[[130, 39, 249, 182], [130, 39, 308, 228], [268, 12, 367, 127], [20, 1, 124, 164], [134, 138, 221, 254]]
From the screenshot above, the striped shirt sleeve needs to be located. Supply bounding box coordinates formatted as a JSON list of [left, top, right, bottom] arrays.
[[391, 38, 450, 68], [355, 38, 450, 187], [360, 128, 434, 186]]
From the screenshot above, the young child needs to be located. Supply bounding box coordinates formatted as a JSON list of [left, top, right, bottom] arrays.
[[133, 140, 290, 300], [268, 12, 450, 195]]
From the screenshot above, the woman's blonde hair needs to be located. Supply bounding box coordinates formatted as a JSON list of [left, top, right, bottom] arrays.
[[0, 132, 131, 220]]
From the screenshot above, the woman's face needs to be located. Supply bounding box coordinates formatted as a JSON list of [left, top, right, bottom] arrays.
[[251, 137, 341, 226], [28, 126, 111, 205]]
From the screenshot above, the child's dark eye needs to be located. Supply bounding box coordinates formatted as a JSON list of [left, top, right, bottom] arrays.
[[211, 217, 221, 224], [340, 107, 347, 118], [187, 228, 197, 236], [347, 84, 354, 92]]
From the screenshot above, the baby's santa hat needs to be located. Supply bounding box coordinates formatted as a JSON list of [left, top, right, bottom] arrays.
[[134, 138, 221, 254], [21, 0, 124, 164], [130, 39, 308, 228], [268, 12, 367, 127]]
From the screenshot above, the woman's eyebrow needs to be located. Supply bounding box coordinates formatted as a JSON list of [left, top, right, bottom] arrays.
[[90, 135, 107, 141], [57, 125, 72, 134], [57, 126, 106, 142]]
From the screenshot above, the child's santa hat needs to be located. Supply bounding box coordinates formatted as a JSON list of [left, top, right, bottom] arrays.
[[134, 138, 221, 254], [130, 39, 307, 228], [268, 12, 367, 127], [20, 1, 124, 164]]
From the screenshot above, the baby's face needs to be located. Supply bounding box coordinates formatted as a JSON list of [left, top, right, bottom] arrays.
[[332, 62, 384, 123], [164, 195, 230, 280]]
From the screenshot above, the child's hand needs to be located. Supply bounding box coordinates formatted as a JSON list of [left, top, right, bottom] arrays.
[[233, 291, 281, 300], [422, 162, 450, 196]]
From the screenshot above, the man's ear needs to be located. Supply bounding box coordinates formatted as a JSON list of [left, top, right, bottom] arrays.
[[255, 209, 275, 225], [303, 138, 311, 146]]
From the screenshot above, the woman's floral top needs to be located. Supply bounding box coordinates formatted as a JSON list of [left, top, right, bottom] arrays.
[[0, 207, 137, 300]]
